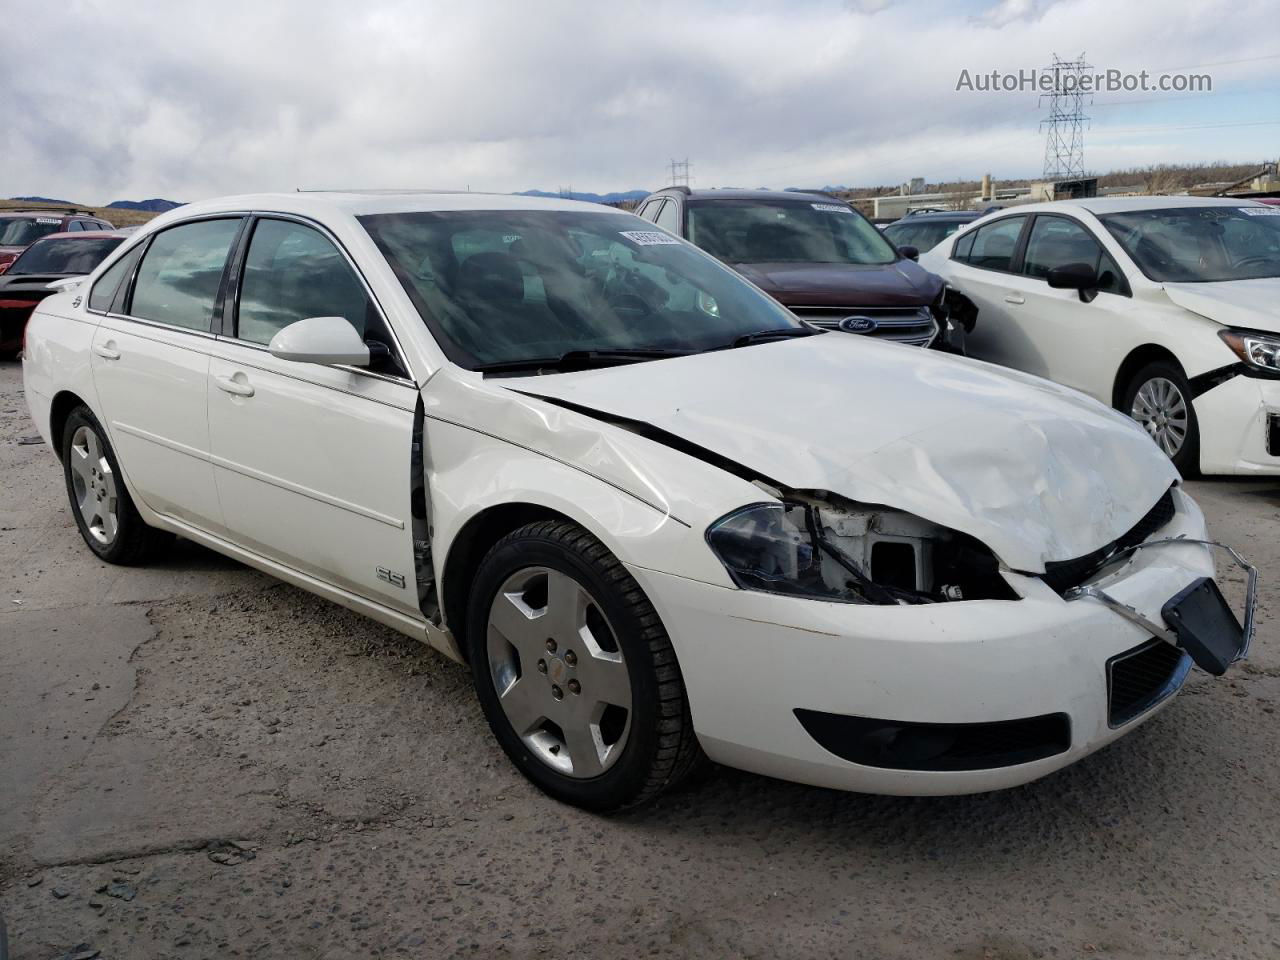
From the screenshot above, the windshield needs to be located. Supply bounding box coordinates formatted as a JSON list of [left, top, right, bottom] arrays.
[[1100, 206, 1280, 283], [9, 236, 123, 275], [686, 199, 898, 265], [360, 209, 803, 369], [0, 217, 63, 247]]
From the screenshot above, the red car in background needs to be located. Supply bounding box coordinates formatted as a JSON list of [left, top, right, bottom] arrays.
[[0, 209, 115, 274], [0, 231, 124, 359]]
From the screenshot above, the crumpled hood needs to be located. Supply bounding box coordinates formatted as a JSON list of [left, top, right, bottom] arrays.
[[1164, 279, 1280, 333], [512, 334, 1178, 572]]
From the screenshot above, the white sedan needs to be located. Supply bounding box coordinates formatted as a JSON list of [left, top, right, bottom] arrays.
[[920, 196, 1280, 475], [22, 192, 1254, 810]]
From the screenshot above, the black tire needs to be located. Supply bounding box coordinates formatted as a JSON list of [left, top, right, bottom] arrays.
[[60, 405, 171, 564], [1120, 360, 1200, 476], [466, 520, 704, 811]]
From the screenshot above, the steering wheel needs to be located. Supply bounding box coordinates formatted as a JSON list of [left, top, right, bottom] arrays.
[[605, 292, 654, 321]]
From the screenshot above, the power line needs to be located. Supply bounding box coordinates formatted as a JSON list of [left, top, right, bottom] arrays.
[[1092, 118, 1280, 135]]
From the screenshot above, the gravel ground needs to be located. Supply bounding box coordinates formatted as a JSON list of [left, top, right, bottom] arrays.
[[1, 358, 1278, 959]]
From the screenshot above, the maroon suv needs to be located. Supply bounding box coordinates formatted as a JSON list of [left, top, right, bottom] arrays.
[[0, 209, 115, 274], [633, 188, 960, 351]]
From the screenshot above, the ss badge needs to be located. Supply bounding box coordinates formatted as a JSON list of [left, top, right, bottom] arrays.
[[376, 566, 406, 589]]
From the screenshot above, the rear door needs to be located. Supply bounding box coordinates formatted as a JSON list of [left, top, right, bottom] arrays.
[[945, 215, 1032, 370], [205, 215, 421, 614], [89, 217, 242, 532]]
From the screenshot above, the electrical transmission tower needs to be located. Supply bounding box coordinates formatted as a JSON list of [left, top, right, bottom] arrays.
[[1039, 53, 1091, 179], [669, 158, 692, 187]]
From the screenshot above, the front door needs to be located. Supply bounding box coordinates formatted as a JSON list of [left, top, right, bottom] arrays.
[[204, 215, 421, 614]]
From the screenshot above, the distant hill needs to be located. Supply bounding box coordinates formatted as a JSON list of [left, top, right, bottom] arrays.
[[517, 189, 649, 206], [107, 198, 184, 212], [9, 195, 75, 206]]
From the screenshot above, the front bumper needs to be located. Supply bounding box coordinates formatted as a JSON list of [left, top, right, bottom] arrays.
[[630, 487, 1225, 795], [1195, 372, 1280, 474]]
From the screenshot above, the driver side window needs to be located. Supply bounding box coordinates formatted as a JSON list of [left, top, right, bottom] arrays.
[[1023, 216, 1127, 296]]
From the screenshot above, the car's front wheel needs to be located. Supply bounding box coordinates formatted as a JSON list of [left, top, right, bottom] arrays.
[[467, 520, 703, 811], [1122, 361, 1200, 475], [61, 405, 170, 564]]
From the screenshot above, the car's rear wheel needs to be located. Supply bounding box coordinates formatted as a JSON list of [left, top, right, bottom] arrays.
[[61, 405, 170, 564], [466, 519, 703, 811], [1122, 361, 1200, 475]]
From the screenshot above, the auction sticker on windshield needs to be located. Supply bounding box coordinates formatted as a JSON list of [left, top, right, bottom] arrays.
[[1239, 207, 1280, 216], [811, 203, 853, 214], [620, 230, 681, 245], [36, 218, 61, 225]]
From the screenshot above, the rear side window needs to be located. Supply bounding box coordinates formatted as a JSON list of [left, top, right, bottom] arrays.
[[130, 218, 240, 331], [67, 221, 84, 232], [237, 218, 380, 347], [88, 245, 144, 313], [958, 216, 1026, 272]]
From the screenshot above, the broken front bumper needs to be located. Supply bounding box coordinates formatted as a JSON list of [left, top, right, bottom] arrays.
[[628, 487, 1238, 796]]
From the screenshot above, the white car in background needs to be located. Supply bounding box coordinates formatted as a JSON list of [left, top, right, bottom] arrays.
[[21, 192, 1254, 810], [920, 196, 1280, 475]]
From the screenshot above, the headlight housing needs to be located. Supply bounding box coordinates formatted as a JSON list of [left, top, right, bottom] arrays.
[[1219, 329, 1280, 373], [706, 495, 1017, 605]]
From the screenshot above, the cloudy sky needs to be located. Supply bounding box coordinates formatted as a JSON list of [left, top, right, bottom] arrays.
[[3, 0, 1277, 204]]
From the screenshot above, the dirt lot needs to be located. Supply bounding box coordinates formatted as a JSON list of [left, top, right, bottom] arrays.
[[1, 357, 1278, 960]]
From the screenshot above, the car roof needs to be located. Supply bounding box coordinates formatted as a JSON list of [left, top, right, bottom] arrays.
[[151, 192, 614, 227], [656, 188, 842, 204], [992, 195, 1270, 217], [0, 210, 72, 219]]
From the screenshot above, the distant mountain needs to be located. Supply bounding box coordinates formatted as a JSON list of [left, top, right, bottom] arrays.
[[9, 195, 75, 205], [107, 198, 184, 212], [517, 189, 650, 206]]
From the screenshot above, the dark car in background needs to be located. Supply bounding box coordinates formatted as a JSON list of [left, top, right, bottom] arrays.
[[0, 209, 115, 274], [882, 209, 994, 256], [634, 187, 957, 350], [0, 231, 124, 359]]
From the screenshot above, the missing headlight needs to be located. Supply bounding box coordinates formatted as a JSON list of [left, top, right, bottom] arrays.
[[707, 491, 1019, 604]]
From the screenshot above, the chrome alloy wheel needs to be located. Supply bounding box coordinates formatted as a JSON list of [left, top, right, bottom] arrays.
[[486, 567, 632, 778], [68, 425, 120, 546], [1131, 377, 1189, 458]]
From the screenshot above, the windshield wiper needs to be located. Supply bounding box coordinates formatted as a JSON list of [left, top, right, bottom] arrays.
[[716, 327, 823, 350], [475, 348, 690, 374]]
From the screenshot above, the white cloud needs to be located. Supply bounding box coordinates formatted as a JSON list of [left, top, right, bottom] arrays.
[[0, 0, 1275, 203]]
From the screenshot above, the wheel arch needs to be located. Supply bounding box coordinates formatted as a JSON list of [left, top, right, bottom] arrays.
[[48, 390, 93, 460], [440, 502, 577, 660], [1112, 344, 1183, 409]]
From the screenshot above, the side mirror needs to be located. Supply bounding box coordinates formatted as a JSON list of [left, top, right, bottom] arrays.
[[268, 316, 370, 366], [898, 245, 920, 262], [1046, 262, 1100, 302]]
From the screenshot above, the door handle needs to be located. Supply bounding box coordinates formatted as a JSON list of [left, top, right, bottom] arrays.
[[215, 374, 255, 398], [93, 343, 121, 360], [1003, 294, 1025, 305]]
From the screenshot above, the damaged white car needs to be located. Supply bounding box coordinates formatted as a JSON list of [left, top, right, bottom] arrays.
[[22, 192, 1256, 810]]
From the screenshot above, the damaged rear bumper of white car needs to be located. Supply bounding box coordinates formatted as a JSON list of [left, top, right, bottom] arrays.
[[628, 486, 1250, 795]]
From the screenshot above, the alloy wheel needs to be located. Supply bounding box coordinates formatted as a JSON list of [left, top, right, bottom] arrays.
[[1131, 377, 1189, 458], [486, 566, 632, 778], [68, 425, 120, 546]]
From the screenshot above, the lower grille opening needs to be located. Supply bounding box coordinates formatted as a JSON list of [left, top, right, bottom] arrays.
[[794, 709, 1071, 771], [1107, 639, 1191, 727], [1268, 414, 1280, 457]]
